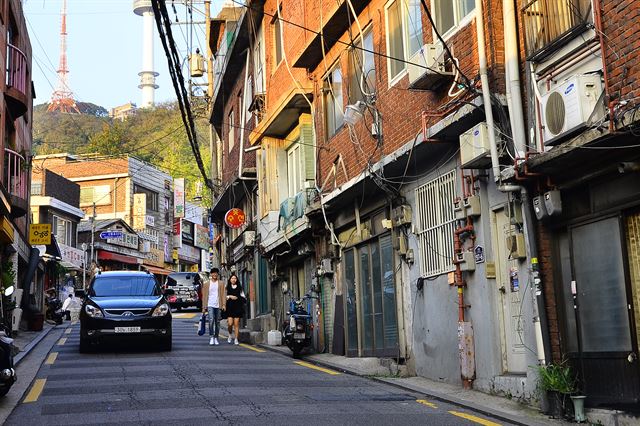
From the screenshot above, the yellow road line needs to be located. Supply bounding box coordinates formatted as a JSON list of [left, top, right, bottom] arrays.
[[57, 338, 66, 346], [64, 328, 72, 334], [239, 343, 266, 353], [416, 399, 438, 408], [173, 313, 198, 319], [23, 379, 46, 403], [448, 411, 502, 426], [45, 352, 58, 365], [294, 361, 340, 375]]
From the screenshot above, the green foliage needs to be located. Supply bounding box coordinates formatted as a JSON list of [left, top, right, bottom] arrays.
[[33, 101, 212, 207], [537, 362, 577, 394], [0, 258, 16, 289]]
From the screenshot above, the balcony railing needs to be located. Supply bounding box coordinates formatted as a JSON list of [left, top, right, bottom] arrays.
[[3, 148, 27, 202], [522, 0, 592, 59], [6, 44, 28, 96]]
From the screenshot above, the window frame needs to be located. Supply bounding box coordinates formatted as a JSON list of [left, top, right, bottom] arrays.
[[431, 0, 475, 41], [286, 141, 303, 198], [133, 184, 159, 212], [348, 26, 376, 103], [80, 185, 111, 207], [228, 109, 235, 152], [323, 63, 345, 139], [384, 0, 424, 87], [273, 14, 283, 69], [52, 215, 73, 246]]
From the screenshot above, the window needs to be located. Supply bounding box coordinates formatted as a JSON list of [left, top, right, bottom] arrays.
[[286, 142, 303, 197], [228, 109, 235, 152], [133, 184, 159, 212], [254, 24, 266, 94], [415, 170, 457, 277], [324, 66, 344, 138], [53, 215, 72, 246], [80, 185, 111, 206], [432, 0, 475, 36], [273, 16, 283, 66], [349, 29, 376, 103], [385, 0, 423, 83], [31, 182, 42, 196]]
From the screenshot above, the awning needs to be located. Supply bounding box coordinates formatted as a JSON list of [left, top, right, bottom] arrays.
[[97, 250, 140, 265], [143, 265, 174, 276]]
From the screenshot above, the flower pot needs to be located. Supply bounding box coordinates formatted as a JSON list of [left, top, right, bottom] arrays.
[[570, 395, 587, 423], [547, 391, 565, 419]]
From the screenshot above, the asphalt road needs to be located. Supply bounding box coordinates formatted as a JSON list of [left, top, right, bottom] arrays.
[[6, 315, 514, 426]]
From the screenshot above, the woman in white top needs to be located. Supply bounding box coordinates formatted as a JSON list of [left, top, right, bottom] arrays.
[[201, 268, 226, 345]]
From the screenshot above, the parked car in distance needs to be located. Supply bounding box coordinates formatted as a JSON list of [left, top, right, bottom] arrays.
[[79, 270, 172, 352], [164, 272, 207, 311]]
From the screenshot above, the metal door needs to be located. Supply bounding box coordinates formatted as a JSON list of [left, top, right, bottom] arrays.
[[493, 208, 527, 373], [569, 216, 640, 407]]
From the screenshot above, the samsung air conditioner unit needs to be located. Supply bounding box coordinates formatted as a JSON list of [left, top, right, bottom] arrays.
[[541, 74, 604, 146], [460, 122, 495, 169], [407, 44, 454, 90]]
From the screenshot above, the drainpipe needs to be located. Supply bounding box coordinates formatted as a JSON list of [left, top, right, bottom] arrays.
[[475, 0, 501, 182], [238, 50, 252, 181], [501, 3, 552, 366]]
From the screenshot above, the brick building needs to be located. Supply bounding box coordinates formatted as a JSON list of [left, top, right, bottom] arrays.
[[207, 0, 640, 413]]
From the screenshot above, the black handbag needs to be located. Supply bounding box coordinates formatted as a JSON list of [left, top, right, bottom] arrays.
[[220, 309, 228, 320]]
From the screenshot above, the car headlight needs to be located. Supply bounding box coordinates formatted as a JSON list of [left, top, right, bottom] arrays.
[[84, 304, 103, 318], [152, 303, 170, 317]]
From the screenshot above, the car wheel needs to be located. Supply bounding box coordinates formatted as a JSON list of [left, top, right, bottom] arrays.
[[159, 336, 172, 351], [79, 336, 92, 353]]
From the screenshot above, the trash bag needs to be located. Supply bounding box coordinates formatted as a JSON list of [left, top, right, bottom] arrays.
[[197, 313, 206, 336]]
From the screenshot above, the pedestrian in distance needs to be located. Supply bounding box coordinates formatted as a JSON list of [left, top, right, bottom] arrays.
[[201, 268, 226, 345], [62, 294, 74, 321], [225, 273, 245, 345]]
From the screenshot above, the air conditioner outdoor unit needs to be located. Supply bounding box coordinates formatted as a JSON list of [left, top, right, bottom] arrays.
[[407, 44, 454, 90], [460, 122, 495, 169], [243, 231, 256, 247], [541, 74, 603, 146]]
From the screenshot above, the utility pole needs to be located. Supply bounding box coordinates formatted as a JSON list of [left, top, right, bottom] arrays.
[[204, 0, 218, 197]]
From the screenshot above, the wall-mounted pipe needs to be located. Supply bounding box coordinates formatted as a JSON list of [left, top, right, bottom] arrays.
[[503, 0, 526, 157]]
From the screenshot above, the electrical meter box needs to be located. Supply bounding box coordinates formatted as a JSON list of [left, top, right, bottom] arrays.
[[544, 190, 562, 216]]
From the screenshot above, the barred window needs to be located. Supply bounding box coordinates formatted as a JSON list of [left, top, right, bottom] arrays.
[[415, 169, 456, 277]]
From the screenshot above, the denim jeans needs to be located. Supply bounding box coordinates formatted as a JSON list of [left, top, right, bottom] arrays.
[[208, 307, 220, 337]]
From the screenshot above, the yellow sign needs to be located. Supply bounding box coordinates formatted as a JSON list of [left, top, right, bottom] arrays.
[[29, 224, 52, 245]]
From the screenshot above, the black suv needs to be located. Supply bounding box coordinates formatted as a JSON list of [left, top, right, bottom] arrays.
[[79, 271, 172, 352], [164, 272, 206, 311]]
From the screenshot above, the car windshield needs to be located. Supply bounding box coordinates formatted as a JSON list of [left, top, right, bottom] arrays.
[[91, 276, 159, 297], [167, 273, 201, 287]]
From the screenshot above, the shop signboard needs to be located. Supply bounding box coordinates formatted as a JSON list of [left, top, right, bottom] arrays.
[[59, 243, 84, 269], [107, 232, 139, 249], [194, 224, 209, 249], [174, 178, 185, 218], [29, 224, 51, 245]]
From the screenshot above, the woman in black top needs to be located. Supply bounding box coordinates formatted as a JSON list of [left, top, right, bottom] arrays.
[[225, 274, 245, 345]]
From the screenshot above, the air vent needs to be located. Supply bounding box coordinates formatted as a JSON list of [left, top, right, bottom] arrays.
[[544, 92, 565, 135]]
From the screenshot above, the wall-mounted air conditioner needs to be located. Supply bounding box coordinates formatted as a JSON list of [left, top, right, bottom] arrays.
[[243, 231, 256, 247], [541, 74, 603, 146], [407, 44, 454, 90], [460, 122, 495, 169]]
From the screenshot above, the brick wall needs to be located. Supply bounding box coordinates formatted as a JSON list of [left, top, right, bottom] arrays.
[[536, 220, 562, 363], [42, 169, 80, 207]]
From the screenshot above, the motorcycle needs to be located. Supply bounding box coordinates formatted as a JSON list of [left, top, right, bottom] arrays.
[[0, 286, 17, 397], [282, 294, 315, 359], [45, 295, 64, 325]]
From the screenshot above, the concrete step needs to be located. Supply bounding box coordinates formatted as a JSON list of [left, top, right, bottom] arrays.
[[238, 328, 264, 345]]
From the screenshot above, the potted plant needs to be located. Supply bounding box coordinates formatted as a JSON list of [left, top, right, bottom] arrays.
[[537, 361, 576, 419]]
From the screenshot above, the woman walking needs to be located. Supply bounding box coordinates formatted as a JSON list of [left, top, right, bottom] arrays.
[[225, 274, 245, 345]]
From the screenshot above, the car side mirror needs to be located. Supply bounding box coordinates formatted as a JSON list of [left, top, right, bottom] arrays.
[[164, 289, 175, 296]]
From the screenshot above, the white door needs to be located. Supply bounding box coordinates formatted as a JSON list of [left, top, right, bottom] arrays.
[[493, 208, 526, 373]]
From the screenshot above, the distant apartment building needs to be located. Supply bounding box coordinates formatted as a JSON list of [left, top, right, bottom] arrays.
[[33, 154, 175, 277], [109, 102, 137, 121], [0, 0, 36, 331]]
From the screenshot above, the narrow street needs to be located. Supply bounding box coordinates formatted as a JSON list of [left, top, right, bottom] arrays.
[[7, 316, 512, 426]]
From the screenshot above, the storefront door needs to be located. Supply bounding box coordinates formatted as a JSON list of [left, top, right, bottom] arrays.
[[565, 216, 640, 407]]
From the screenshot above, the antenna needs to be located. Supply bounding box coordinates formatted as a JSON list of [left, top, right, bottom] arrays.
[[48, 0, 80, 114]]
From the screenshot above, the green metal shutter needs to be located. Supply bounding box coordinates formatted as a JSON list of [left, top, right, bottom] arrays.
[[299, 123, 316, 182]]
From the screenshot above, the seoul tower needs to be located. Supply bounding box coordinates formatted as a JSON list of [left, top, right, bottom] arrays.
[[133, 0, 159, 108], [48, 0, 80, 113]]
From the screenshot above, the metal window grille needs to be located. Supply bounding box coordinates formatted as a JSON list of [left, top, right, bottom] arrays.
[[415, 169, 456, 277]]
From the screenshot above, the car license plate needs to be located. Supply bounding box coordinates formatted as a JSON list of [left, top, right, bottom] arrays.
[[294, 332, 305, 339], [115, 326, 141, 333]]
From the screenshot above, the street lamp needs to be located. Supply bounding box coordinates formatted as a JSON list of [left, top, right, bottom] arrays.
[[81, 243, 87, 291]]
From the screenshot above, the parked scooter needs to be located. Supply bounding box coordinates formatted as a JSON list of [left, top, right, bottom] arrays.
[[45, 294, 64, 325], [0, 286, 17, 397], [282, 294, 315, 359]]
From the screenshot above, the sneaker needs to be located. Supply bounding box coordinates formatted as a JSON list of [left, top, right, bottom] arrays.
[[227, 336, 232, 344], [214, 338, 219, 345], [209, 337, 214, 346], [234, 338, 239, 345]]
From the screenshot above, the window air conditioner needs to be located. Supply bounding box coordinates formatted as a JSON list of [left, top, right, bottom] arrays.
[[407, 44, 454, 90], [459, 122, 495, 169], [243, 231, 256, 247], [541, 74, 603, 146]]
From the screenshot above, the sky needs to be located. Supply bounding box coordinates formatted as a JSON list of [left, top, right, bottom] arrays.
[[24, 0, 216, 111]]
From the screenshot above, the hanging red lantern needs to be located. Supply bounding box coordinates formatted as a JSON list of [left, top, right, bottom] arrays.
[[224, 208, 246, 229]]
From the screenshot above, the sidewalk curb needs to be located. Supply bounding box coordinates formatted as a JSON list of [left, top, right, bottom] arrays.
[[258, 343, 546, 426], [14, 325, 59, 367]]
